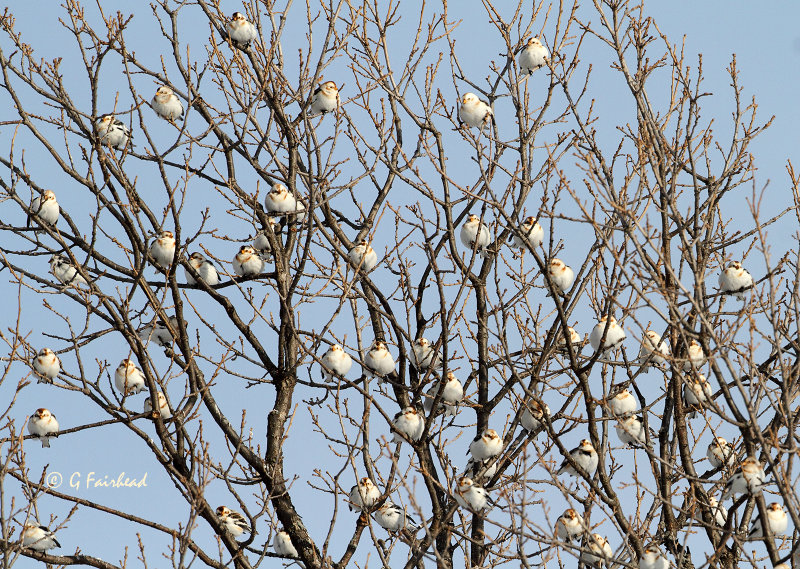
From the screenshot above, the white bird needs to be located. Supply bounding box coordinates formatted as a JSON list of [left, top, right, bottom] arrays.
[[557, 326, 582, 349], [115, 358, 147, 396], [748, 503, 788, 539], [233, 245, 265, 276], [639, 330, 670, 370], [683, 340, 706, 371], [547, 258, 574, 295], [138, 315, 181, 348], [511, 216, 544, 250], [29, 190, 60, 227], [460, 214, 491, 255], [151, 85, 184, 121], [557, 439, 599, 477], [348, 240, 378, 272], [703, 496, 728, 526], [555, 508, 584, 542], [32, 348, 60, 383], [683, 374, 713, 418], [615, 414, 649, 448], [374, 501, 418, 532], [520, 399, 550, 432], [518, 37, 549, 75], [589, 316, 626, 356], [144, 391, 172, 420], [391, 407, 425, 443], [580, 533, 613, 568], [149, 230, 176, 269], [95, 115, 131, 150], [363, 341, 396, 380], [252, 217, 281, 259], [721, 456, 765, 500], [719, 261, 754, 300], [468, 428, 503, 461], [464, 456, 498, 480], [50, 254, 89, 287], [639, 545, 669, 569], [707, 437, 735, 469], [216, 506, 252, 538], [21, 523, 60, 551], [607, 389, 637, 416], [458, 92, 493, 129], [454, 476, 491, 512], [310, 81, 340, 115], [411, 337, 441, 371], [184, 252, 220, 286], [349, 477, 381, 511], [264, 183, 299, 215], [225, 12, 257, 48], [423, 372, 464, 417], [273, 529, 298, 558], [321, 344, 353, 381], [27, 408, 59, 448]]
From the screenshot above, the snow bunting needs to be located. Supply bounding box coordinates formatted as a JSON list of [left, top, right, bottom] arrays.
[[411, 337, 441, 371], [138, 315, 181, 348], [149, 230, 176, 269], [21, 523, 60, 551], [706, 496, 728, 526], [454, 476, 491, 512], [95, 115, 131, 150], [607, 389, 637, 417], [721, 456, 765, 500], [460, 214, 491, 255], [464, 456, 498, 480], [555, 508, 584, 542], [310, 81, 340, 115], [216, 506, 252, 537], [557, 326, 582, 349], [469, 428, 503, 461], [321, 344, 353, 381], [27, 408, 59, 448], [510, 216, 544, 250], [233, 245, 264, 276], [363, 341, 395, 380], [748, 502, 788, 539], [151, 86, 184, 121], [29, 190, 60, 227], [589, 316, 626, 356], [557, 439, 598, 477], [520, 399, 550, 432], [683, 340, 706, 371], [547, 258, 574, 295], [423, 372, 464, 417], [391, 406, 425, 443], [719, 261, 754, 301], [32, 348, 60, 383], [639, 330, 669, 370], [348, 240, 378, 272], [115, 358, 147, 396], [226, 12, 257, 48], [349, 477, 381, 511], [252, 217, 281, 259], [273, 529, 298, 557], [144, 391, 172, 420], [615, 414, 649, 447], [458, 92, 493, 129], [375, 501, 418, 532], [264, 183, 299, 214], [707, 437, 735, 469], [50, 254, 89, 287], [683, 374, 713, 418], [518, 37, 549, 75], [639, 545, 669, 569], [581, 533, 613, 567], [184, 252, 220, 286]]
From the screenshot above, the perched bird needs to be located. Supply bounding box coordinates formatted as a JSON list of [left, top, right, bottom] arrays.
[[510, 216, 544, 250], [615, 414, 649, 448], [454, 476, 491, 512], [707, 437, 735, 469], [363, 341, 396, 380], [639, 545, 669, 569], [547, 258, 575, 295], [264, 183, 299, 214], [32, 348, 60, 384], [460, 214, 491, 255], [273, 529, 298, 558], [138, 315, 181, 348], [555, 508, 584, 542], [184, 252, 220, 286], [520, 399, 550, 432], [607, 389, 637, 417], [748, 503, 788, 539], [580, 533, 613, 568], [216, 506, 252, 538], [639, 330, 670, 370], [320, 344, 353, 381], [464, 456, 498, 480], [518, 37, 549, 75], [557, 439, 599, 477], [469, 428, 503, 461], [706, 496, 728, 527], [721, 456, 765, 500], [143, 391, 172, 420], [557, 326, 582, 349], [391, 407, 425, 443], [95, 115, 131, 150], [589, 316, 626, 356], [115, 359, 147, 396], [29, 190, 60, 227], [252, 217, 281, 259], [348, 477, 381, 511], [683, 374, 713, 418], [458, 92, 493, 129], [348, 240, 378, 272], [50, 254, 89, 287], [21, 523, 60, 551], [310, 81, 340, 115], [683, 340, 706, 371], [151, 86, 184, 121], [233, 245, 265, 276], [719, 261, 754, 300], [374, 501, 418, 532], [27, 408, 59, 448], [225, 12, 257, 48], [411, 337, 442, 371], [149, 230, 176, 269], [423, 371, 464, 417]]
